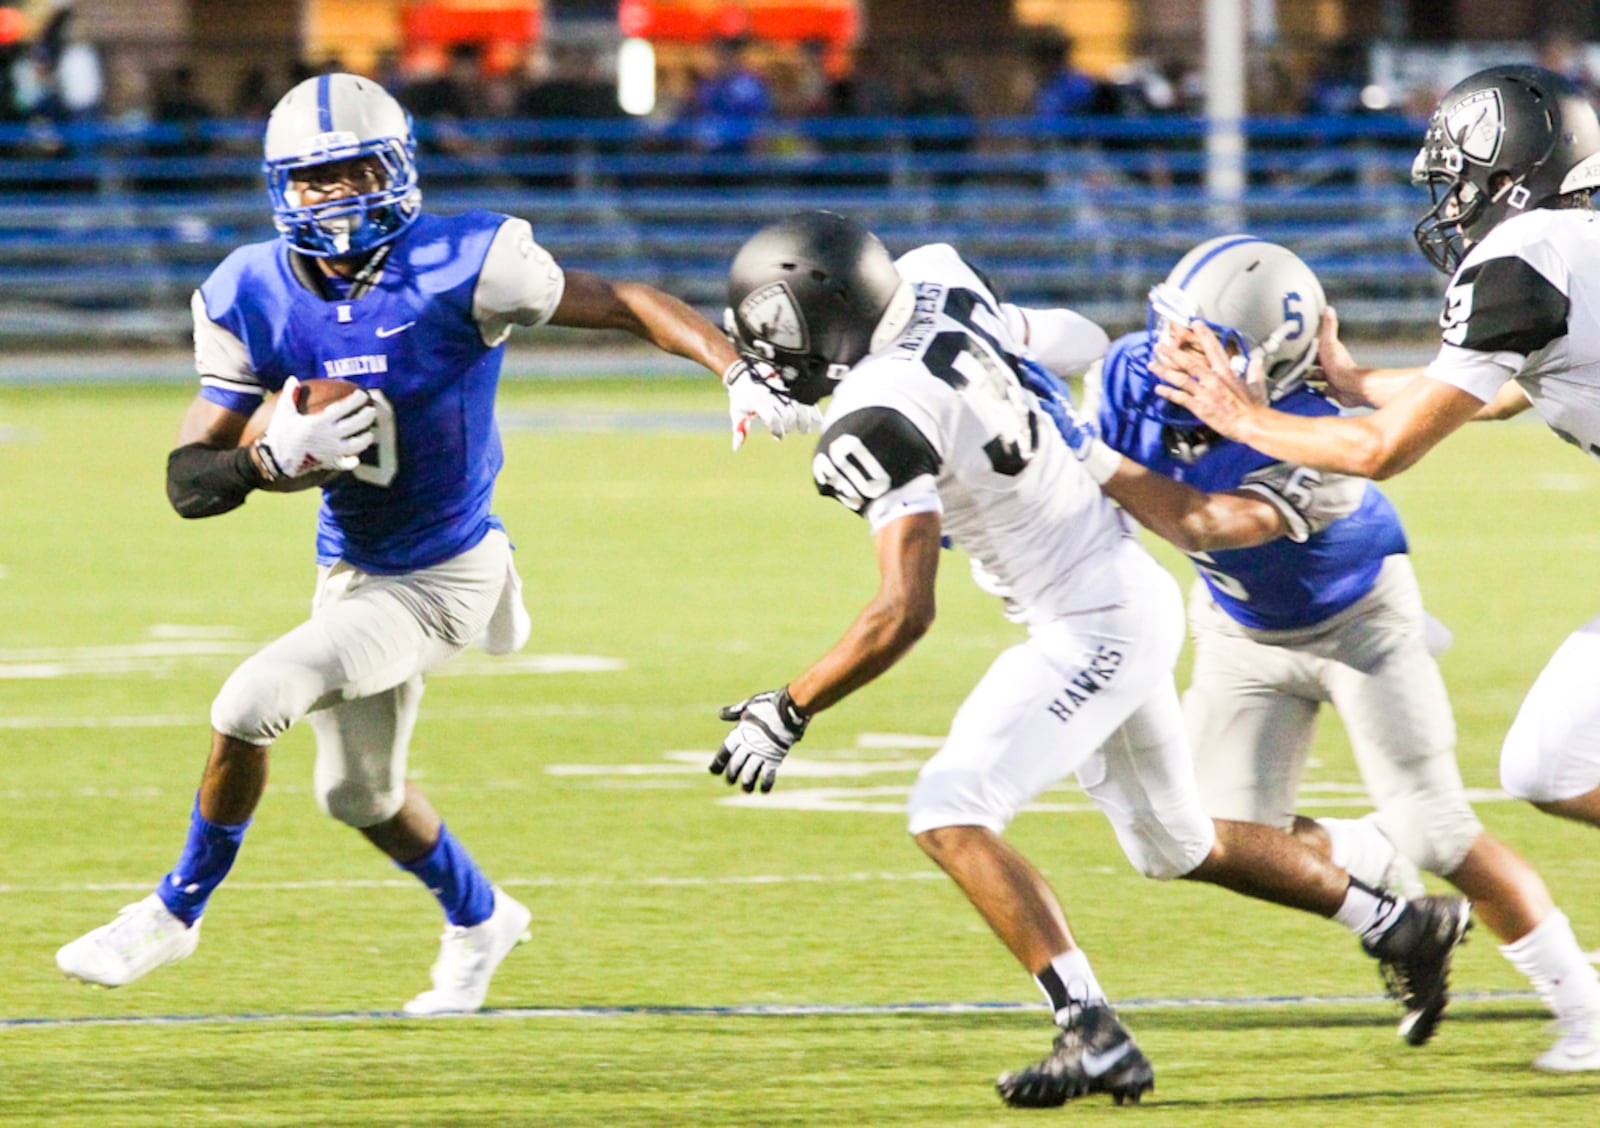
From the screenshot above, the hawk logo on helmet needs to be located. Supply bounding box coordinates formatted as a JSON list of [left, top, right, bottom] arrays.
[[738, 282, 808, 352], [1446, 88, 1505, 166]]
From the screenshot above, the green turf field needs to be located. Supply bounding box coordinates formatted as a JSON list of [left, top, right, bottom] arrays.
[[2, 377, 1598, 1126]]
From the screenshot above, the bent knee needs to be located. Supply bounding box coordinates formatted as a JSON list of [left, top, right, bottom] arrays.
[[907, 770, 1014, 838], [1382, 801, 1480, 876], [316, 778, 404, 828], [1118, 819, 1215, 880], [211, 658, 327, 745]]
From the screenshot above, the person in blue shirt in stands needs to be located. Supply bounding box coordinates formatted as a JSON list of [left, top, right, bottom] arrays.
[[54, 72, 813, 1014], [1021, 234, 1600, 1071]]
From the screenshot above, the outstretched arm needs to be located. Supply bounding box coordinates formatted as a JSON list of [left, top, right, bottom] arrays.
[[1101, 460, 1290, 552], [1152, 322, 1484, 480], [709, 510, 942, 793], [788, 510, 944, 714], [549, 270, 737, 377], [1311, 306, 1427, 409]]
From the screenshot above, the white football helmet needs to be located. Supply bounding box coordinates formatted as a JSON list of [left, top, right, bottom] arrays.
[[263, 73, 422, 257], [1147, 235, 1326, 412]]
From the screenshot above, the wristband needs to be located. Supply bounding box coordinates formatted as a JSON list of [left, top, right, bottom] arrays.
[[1078, 437, 1122, 485]]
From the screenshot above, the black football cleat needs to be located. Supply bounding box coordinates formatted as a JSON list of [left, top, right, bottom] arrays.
[[996, 1003, 1154, 1108], [1362, 894, 1473, 1046]]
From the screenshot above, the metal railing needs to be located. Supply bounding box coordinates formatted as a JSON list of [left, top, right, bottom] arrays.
[[0, 113, 1444, 344]]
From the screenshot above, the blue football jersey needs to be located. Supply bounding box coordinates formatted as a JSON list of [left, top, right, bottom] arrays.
[[1095, 332, 1407, 630], [197, 211, 518, 574]]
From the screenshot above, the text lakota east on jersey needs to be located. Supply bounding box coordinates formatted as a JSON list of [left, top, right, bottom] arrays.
[[809, 243, 1131, 628]]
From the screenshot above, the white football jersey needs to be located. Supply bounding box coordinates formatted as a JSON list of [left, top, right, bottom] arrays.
[[812, 243, 1130, 624], [1424, 207, 1600, 461]]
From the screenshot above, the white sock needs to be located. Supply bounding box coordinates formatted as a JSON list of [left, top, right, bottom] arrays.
[[1317, 815, 1399, 890], [1332, 881, 1404, 943], [1500, 910, 1600, 1021], [1036, 948, 1106, 1025]]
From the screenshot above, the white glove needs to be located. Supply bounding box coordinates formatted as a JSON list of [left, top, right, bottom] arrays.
[[723, 356, 823, 452], [257, 377, 377, 481], [710, 687, 810, 793]]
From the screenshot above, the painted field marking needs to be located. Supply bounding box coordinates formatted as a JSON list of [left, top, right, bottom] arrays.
[[0, 870, 948, 896], [0, 989, 1543, 1032]]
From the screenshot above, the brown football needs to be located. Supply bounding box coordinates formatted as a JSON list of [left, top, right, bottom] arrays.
[[239, 378, 364, 492]]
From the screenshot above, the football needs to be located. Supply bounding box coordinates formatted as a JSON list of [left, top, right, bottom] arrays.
[[239, 378, 365, 492]]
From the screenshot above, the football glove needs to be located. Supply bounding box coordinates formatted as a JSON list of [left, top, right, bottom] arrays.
[[1014, 358, 1120, 484], [723, 356, 823, 451], [257, 376, 377, 481], [710, 687, 810, 793]]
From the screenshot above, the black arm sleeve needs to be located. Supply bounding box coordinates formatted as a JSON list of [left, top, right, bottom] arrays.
[[166, 443, 269, 519]]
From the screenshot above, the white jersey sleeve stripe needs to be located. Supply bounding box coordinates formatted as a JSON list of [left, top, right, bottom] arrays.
[[865, 474, 943, 534], [191, 289, 259, 387]]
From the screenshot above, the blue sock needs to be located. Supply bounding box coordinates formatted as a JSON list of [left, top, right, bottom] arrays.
[[155, 798, 250, 926], [400, 824, 496, 927]]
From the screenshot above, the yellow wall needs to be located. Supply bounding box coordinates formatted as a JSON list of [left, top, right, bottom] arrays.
[[305, 0, 402, 73], [1013, 0, 1130, 76]]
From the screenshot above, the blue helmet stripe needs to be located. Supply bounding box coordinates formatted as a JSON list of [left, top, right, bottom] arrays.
[[1177, 235, 1262, 288], [316, 74, 333, 133]]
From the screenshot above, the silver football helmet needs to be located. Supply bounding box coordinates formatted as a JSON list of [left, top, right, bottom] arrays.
[[1147, 235, 1326, 417], [263, 73, 422, 257]]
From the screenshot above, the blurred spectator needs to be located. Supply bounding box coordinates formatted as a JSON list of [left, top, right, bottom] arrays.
[[1303, 38, 1369, 115], [901, 55, 974, 186], [11, 1, 100, 125], [405, 42, 499, 164], [145, 62, 214, 165], [827, 43, 900, 118], [510, 41, 620, 188], [517, 41, 617, 119], [1031, 32, 1101, 118], [684, 35, 772, 155], [405, 40, 481, 120], [1536, 28, 1600, 101], [230, 65, 277, 120]]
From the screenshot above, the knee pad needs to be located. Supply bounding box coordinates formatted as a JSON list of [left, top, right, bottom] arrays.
[[210, 655, 326, 745], [1116, 817, 1216, 881], [315, 776, 405, 829], [1376, 794, 1481, 876]]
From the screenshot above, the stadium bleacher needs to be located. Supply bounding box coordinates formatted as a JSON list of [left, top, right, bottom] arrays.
[[0, 112, 1444, 344]]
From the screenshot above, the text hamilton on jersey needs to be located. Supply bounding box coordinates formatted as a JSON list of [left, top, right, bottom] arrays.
[[323, 354, 390, 379]]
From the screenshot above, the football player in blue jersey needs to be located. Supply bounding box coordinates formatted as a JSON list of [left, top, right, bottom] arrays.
[[1032, 231, 1600, 1071], [54, 72, 815, 1013]]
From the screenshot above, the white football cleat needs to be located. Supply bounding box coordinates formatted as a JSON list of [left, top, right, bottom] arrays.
[[56, 893, 201, 987], [1536, 1009, 1600, 1073], [403, 887, 532, 1016]]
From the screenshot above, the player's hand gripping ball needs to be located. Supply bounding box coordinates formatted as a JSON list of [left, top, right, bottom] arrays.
[[240, 377, 375, 491]]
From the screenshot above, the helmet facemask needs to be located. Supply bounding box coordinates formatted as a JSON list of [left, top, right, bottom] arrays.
[[267, 141, 419, 257], [263, 74, 422, 258], [1411, 65, 1600, 275]]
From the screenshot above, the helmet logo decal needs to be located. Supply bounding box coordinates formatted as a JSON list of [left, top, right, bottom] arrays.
[[1447, 88, 1504, 165], [738, 281, 807, 351], [296, 130, 360, 160]]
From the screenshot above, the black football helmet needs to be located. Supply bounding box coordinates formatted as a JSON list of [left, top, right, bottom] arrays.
[[725, 211, 910, 404], [1413, 64, 1600, 274]]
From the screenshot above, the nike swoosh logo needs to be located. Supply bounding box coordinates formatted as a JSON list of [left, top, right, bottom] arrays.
[[1080, 1041, 1135, 1078], [376, 321, 416, 338]]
